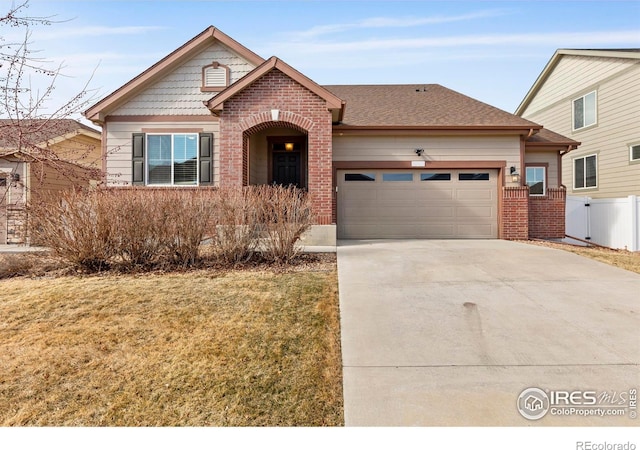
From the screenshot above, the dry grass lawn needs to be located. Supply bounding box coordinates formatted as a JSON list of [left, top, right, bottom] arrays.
[[0, 260, 342, 426], [526, 240, 640, 274]]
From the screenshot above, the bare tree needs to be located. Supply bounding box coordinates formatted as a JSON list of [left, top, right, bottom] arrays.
[[0, 1, 99, 244]]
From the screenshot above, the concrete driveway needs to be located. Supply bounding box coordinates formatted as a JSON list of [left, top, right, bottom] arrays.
[[337, 240, 640, 426]]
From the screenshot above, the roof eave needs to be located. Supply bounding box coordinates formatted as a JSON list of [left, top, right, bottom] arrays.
[[205, 56, 345, 116], [84, 26, 265, 122]]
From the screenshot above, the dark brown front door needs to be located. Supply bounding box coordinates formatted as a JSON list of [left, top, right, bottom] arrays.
[[272, 152, 301, 187]]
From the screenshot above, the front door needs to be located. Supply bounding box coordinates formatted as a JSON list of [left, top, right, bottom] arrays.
[[272, 152, 301, 187]]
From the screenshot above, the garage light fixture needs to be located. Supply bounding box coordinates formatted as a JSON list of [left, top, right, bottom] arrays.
[[415, 148, 424, 156], [510, 166, 520, 184]]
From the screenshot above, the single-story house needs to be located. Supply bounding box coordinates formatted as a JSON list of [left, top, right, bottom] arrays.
[[84, 26, 579, 246], [0, 119, 101, 244]]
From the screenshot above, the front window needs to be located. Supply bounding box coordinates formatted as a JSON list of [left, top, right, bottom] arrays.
[[573, 91, 597, 130], [147, 134, 198, 185], [574, 154, 597, 189], [525, 166, 546, 196]]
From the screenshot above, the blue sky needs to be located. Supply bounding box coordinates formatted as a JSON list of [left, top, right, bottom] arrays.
[[12, 0, 640, 121]]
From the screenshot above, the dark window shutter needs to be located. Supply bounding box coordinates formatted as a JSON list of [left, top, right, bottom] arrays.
[[132, 133, 145, 185], [199, 133, 213, 185]]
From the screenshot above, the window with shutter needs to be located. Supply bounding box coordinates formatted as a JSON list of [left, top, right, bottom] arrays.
[[131, 133, 213, 186]]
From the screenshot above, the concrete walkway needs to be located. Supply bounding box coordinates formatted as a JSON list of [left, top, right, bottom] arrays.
[[337, 240, 640, 426]]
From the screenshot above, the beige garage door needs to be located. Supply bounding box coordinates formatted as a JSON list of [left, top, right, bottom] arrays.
[[337, 169, 498, 239]]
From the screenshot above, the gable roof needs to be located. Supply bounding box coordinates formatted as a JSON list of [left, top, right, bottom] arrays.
[[84, 26, 265, 123], [204, 56, 345, 121], [515, 48, 640, 115], [0, 119, 101, 153], [325, 84, 541, 131]]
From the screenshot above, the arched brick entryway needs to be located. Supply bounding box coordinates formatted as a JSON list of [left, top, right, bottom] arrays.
[[217, 69, 334, 225]]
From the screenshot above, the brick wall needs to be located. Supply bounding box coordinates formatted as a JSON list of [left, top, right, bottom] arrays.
[[218, 69, 334, 225], [501, 186, 529, 240], [529, 187, 566, 239]]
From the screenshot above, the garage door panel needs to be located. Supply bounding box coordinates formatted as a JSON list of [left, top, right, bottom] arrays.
[[338, 169, 498, 239], [456, 206, 496, 219], [455, 189, 494, 200]]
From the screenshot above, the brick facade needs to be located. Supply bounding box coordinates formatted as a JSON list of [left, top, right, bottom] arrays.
[[501, 186, 529, 240], [501, 186, 567, 240], [218, 69, 334, 225], [529, 187, 566, 239]]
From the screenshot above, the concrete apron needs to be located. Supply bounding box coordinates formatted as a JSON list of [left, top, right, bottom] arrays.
[[337, 239, 640, 426]]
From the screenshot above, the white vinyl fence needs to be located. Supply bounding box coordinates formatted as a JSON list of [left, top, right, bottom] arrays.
[[566, 195, 640, 251]]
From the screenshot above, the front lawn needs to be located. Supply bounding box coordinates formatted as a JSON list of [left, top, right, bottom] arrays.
[[0, 260, 343, 426]]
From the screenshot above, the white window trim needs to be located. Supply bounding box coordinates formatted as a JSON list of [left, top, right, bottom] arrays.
[[525, 166, 546, 197], [573, 153, 598, 190], [146, 133, 199, 186], [572, 90, 598, 131], [630, 143, 640, 162]]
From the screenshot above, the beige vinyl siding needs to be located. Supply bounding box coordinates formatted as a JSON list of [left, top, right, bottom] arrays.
[[111, 43, 257, 116], [105, 121, 219, 186], [333, 134, 520, 182], [521, 55, 637, 116], [524, 151, 560, 189], [522, 59, 640, 198], [50, 134, 102, 169]]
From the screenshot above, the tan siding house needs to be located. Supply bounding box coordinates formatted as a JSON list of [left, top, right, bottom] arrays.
[[0, 120, 101, 244], [517, 49, 640, 198], [84, 26, 578, 245]]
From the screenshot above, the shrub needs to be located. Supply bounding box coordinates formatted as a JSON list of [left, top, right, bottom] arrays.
[[29, 190, 113, 271], [257, 185, 314, 264], [208, 187, 261, 265], [27, 186, 315, 272]]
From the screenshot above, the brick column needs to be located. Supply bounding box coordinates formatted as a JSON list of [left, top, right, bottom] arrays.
[[501, 186, 529, 240], [529, 187, 566, 239]]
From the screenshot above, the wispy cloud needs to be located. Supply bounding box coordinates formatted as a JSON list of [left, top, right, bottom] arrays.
[[286, 10, 509, 39], [272, 30, 640, 54], [35, 25, 166, 40]]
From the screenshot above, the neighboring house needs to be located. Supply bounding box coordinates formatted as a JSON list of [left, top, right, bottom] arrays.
[[516, 49, 640, 250], [84, 26, 578, 246], [0, 119, 101, 244]]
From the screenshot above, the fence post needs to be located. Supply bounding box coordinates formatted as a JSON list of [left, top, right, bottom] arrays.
[[585, 196, 592, 241], [630, 195, 638, 252]]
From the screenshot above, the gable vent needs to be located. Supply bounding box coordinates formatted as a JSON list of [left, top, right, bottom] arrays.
[[204, 66, 227, 87]]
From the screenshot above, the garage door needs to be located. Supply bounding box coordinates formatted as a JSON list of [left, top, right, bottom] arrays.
[[337, 169, 498, 239]]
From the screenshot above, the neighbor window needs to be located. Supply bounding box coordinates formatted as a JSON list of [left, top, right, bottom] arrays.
[[630, 144, 640, 162], [525, 166, 546, 196], [147, 134, 198, 185], [574, 154, 597, 189], [573, 91, 597, 130]]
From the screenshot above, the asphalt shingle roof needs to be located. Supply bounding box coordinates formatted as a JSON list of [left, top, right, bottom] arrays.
[[324, 84, 542, 128], [0, 119, 98, 149]]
